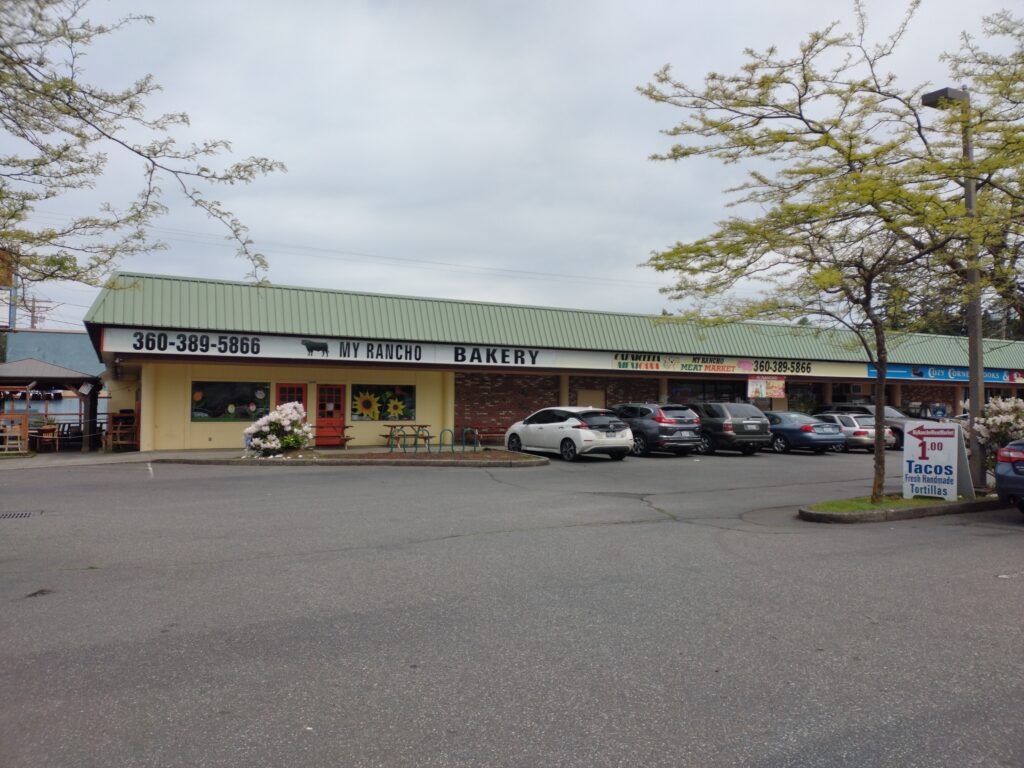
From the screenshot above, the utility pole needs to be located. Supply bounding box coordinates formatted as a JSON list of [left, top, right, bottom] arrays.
[[922, 85, 986, 488]]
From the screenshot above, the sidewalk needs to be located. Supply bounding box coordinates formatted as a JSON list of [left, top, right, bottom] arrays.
[[0, 446, 543, 470]]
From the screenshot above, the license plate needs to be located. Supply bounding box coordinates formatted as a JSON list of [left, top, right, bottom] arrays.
[[674, 430, 693, 437], [744, 424, 759, 431]]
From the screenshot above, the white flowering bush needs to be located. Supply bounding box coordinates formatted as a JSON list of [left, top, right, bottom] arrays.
[[974, 397, 1024, 468], [243, 401, 314, 457]]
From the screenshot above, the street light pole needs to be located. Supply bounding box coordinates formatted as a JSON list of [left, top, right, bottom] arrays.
[[922, 86, 986, 488]]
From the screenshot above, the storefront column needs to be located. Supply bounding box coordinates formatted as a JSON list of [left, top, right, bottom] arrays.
[[140, 362, 156, 452], [559, 374, 570, 405], [441, 371, 455, 432], [659, 377, 669, 403], [890, 383, 902, 407], [822, 382, 833, 403]]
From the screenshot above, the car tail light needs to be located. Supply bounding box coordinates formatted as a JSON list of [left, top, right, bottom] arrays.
[[853, 430, 868, 437], [653, 412, 676, 424], [997, 447, 1024, 463], [800, 424, 814, 433], [694, 416, 701, 425], [722, 422, 734, 432]]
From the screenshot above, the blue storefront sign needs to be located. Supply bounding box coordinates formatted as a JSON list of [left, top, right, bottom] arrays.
[[867, 363, 1023, 384]]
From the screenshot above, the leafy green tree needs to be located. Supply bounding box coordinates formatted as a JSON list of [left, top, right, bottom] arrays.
[[0, 0, 284, 288], [639, 2, 1024, 500], [943, 11, 1024, 341]]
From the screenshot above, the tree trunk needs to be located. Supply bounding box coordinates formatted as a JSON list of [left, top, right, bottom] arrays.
[[871, 321, 889, 504]]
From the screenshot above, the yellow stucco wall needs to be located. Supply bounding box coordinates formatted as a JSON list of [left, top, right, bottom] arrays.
[[139, 360, 450, 450], [105, 377, 138, 414]]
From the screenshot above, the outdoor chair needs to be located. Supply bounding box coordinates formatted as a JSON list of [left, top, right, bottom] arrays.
[[0, 428, 24, 453]]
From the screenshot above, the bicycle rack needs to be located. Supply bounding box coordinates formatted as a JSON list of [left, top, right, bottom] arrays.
[[414, 426, 431, 453], [389, 426, 484, 453], [388, 426, 409, 453]]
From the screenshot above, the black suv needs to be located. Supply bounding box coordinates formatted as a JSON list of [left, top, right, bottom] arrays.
[[609, 402, 701, 456], [682, 401, 771, 455]]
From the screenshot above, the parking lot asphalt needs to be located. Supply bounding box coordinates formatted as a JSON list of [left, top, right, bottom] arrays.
[[1, 451, 1022, 767]]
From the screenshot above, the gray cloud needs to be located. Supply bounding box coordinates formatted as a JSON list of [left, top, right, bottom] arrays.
[[19, 0, 1012, 329]]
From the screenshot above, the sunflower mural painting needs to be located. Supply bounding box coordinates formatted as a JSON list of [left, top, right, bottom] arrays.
[[352, 385, 415, 421]]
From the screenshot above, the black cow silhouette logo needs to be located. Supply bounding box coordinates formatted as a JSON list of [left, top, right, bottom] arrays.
[[300, 339, 329, 357]]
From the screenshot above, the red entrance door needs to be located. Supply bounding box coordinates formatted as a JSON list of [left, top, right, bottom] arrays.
[[316, 384, 346, 447]]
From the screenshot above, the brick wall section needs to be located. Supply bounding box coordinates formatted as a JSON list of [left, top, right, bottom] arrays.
[[454, 373, 560, 433], [569, 376, 659, 406]]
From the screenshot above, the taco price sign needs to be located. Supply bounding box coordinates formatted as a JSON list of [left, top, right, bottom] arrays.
[[901, 421, 973, 501]]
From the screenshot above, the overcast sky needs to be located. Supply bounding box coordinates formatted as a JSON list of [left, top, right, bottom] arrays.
[[18, 0, 1014, 331]]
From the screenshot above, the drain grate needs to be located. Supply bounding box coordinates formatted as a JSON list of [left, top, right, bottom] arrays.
[[0, 510, 41, 520]]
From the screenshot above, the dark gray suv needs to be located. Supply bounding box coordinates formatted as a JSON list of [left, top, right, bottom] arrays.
[[609, 402, 701, 456], [683, 401, 771, 455]]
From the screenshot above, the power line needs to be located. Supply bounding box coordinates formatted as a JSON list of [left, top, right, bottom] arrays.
[[27, 210, 669, 289]]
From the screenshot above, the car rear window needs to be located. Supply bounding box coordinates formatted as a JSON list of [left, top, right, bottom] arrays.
[[661, 407, 697, 420], [789, 413, 819, 425], [578, 411, 621, 428], [724, 404, 764, 418], [855, 416, 876, 426]]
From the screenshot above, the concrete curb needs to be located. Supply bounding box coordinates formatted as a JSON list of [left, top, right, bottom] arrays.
[[152, 455, 549, 468], [798, 497, 1007, 523]]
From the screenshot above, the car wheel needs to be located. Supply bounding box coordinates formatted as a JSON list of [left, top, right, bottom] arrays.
[[865, 446, 874, 453], [632, 433, 648, 456], [891, 430, 904, 450], [610, 450, 627, 461], [740, 445, 758, 456], [507, 434, 522, 452], [1017, 499, 1024, 515], [813, 447, 826, 454], [771, 434, 790, 453], [675, 449, 691, 457], [560, 438, 578, 462], [696, 432, 715, 455], [839, 444, 849, 453]]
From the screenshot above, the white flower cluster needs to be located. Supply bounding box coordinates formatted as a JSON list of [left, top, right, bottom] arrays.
[[974, 397, 1024, 459], [244, 401, 314, 456]]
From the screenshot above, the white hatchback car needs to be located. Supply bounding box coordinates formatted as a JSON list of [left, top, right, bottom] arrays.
[[505, 406, 633, 461]]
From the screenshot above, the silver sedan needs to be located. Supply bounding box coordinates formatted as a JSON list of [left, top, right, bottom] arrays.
[[814, 412, 895, 452]]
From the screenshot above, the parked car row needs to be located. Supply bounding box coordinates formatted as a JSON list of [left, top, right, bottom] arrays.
[[995, 440, 1024, 515], [503, 402, 900, 461]]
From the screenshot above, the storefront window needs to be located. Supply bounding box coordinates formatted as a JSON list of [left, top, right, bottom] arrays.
[[191, 382, 270, 422], [786, 382, 825, 413], [669, 380, 746, 402], [351, 385, 416, 421]]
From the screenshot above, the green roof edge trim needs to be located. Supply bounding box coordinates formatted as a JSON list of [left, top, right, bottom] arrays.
[[82, 272, 1024, 370]]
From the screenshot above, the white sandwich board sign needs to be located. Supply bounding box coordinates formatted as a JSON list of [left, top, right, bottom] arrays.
[[902, 420, 974, 501]]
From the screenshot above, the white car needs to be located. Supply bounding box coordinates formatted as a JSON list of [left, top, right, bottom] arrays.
[[505, 406, 633, 461]]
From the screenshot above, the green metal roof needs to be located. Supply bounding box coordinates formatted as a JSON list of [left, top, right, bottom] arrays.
[[83, 272, 1024, 369]]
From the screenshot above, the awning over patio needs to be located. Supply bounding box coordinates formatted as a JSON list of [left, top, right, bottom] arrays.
[[0, 358, 103, 451]]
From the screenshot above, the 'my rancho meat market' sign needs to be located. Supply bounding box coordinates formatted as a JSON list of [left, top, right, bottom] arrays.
[[102, 329, 865, 377]]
